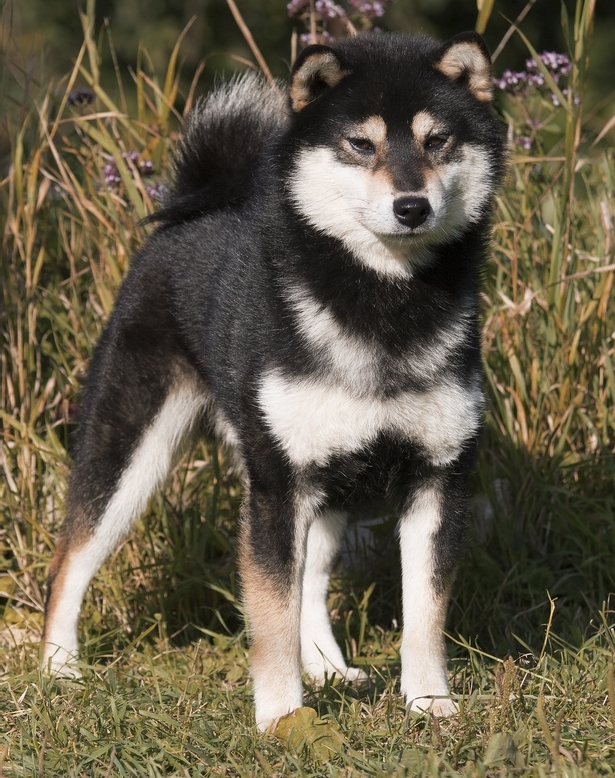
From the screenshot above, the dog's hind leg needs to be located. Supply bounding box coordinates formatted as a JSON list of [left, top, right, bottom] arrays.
[[300, 510, 367, 685], [42, 360, 205, 675]]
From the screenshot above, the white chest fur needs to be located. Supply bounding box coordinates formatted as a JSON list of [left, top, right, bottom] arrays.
[[257, 369, 483, 468]]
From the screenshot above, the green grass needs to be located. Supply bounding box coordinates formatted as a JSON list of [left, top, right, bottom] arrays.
[[2, 0, 615, 774], [3, 629, 615, 774]]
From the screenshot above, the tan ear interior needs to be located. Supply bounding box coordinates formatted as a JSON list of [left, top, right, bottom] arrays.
[[290, 51, 351, 112], [435, 42, 493, 102]]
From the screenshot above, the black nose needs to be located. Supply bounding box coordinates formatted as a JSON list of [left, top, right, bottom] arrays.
[[393, 196, 431, 228]]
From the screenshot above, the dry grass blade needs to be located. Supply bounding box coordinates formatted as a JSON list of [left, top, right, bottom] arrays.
[[225, 0, 276, 85]]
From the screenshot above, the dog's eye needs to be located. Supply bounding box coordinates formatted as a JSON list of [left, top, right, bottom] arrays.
[[347, 138, 376, 154], [425, 134, 449, 150]]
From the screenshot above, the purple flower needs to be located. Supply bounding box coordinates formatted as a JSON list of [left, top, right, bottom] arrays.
[[101, 152, 157, 191], [139, 160, 155, 176], [287, 0, 309, 17], [527, 72, 545, 88], [525, 52, 572, 79], [539, 51, 572, 76], [122, 150, 139, 164], [494, 69, 529, 94], [494, 51, 573, 101], [300, 30, 336, 46], [102, 159, 121, 188], [348, 0, 388, 17], [315, 0, 347, 19], [553, 88, 580, 106], [289, 0, 389, 21], [516, 135, 532, 151], [146, 183, 167, 202]]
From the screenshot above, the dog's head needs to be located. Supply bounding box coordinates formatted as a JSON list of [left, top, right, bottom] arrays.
[[285, 33, 507, 277]]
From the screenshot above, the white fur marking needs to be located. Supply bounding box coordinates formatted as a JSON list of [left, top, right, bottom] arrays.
[[258, 370, 482, 467], [399, 486, 457, 714], [300, 511, 360, 681], [425, 145, 494, 235], [252, 612, 305, 731], [42, 383, 205, 673]]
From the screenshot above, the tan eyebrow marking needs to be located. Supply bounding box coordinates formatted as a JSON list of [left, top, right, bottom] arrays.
[[411, 111, 438, 146], [356, 115, 388, 147]]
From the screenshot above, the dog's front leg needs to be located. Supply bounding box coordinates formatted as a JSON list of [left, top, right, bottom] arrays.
[[399, 477, 466, 716], [239, 487, 309, 732]]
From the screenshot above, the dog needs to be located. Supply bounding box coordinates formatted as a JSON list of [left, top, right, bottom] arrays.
[[42, 31, 507, 731]]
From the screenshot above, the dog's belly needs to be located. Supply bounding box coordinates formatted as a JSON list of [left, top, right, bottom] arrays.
[[257, 369, 483, 468]]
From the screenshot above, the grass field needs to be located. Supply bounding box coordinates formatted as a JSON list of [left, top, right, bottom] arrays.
[[2, 0, 615, 774]]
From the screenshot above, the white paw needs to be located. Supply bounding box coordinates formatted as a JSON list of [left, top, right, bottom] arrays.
[[256, 714, 281, 733], [253, 677, 304, 734], [42, 646, 82, 678], [341, 666, 369, 685], [408, 696, 459, 717], [304, 661, 368, 686]]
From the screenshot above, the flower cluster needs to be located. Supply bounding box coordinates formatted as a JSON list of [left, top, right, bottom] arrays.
[[516, 136, 532, 151], [532, 51, 572, 76], [347, 0, 387, 18], [102, 150, 164, 200], [288, 0, 390, 44], [495, 52, 578, 152], [145, 182, 167, 202], [299, 30, 336, 46], [288, 0, 346, 20], [494, 51, 573, 103]]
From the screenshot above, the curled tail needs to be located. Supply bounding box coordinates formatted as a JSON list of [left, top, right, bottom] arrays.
[[152, 72, 287, 224]]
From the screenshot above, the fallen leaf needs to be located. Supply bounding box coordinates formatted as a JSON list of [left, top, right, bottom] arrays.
[[272, 706, 345, 760], [483, 731, 524, 768]]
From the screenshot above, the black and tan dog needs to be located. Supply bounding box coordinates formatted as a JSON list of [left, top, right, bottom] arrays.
[[43, 31, 506, 730]]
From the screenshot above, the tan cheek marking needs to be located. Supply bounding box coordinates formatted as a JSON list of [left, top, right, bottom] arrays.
[[422, 167, 441, 190], [371, 166, 394, 191]]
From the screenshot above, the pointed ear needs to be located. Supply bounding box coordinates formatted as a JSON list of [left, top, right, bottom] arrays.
[[434, 32, 493, 102], [289, 45, 351, 112]]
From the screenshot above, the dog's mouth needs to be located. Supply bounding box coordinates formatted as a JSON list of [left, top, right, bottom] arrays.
[[376, 226, 432, 243]]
